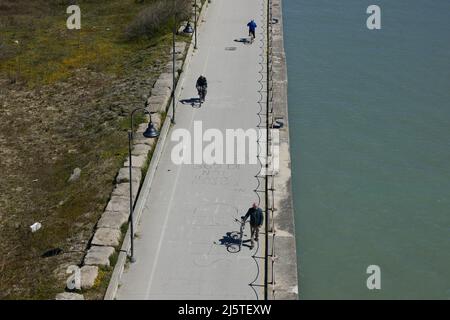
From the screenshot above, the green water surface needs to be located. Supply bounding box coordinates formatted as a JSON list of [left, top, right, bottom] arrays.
[[284, 0, 450, 299]]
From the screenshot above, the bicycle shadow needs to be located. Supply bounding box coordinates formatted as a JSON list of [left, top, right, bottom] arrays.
[[180, 97, 202, 108], [217, 231, 252, 253]]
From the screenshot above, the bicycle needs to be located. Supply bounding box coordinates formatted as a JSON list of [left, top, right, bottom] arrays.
[[227, 218, 246, 253]]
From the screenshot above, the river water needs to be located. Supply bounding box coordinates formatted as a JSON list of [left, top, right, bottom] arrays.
[[283, 0, 450, 299]]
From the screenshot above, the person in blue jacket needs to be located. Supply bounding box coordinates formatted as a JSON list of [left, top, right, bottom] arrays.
[[247, 19, 257, 42]]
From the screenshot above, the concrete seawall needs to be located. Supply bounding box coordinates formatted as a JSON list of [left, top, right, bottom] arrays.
[[268, 0, 299, 299]]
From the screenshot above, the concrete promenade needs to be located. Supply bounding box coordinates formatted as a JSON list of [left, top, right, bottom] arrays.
[[116, 0, 268, 300]]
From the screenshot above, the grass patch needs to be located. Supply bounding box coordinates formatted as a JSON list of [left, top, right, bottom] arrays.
[[83, 267, 111, 300], [0, 0, 178, 87]]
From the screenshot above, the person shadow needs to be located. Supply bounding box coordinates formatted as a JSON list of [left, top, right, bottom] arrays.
[[234, 37, 253, 45], [180, 97, 202, 108]]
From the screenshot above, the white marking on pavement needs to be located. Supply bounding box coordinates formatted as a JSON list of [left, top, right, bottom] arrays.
[[144, 158, 183, 299], [144, 107, 197, 298]]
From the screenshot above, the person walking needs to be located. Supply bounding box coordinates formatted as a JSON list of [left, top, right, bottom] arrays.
[[241, 203, 264, 249], [247, 19, 257, 43]]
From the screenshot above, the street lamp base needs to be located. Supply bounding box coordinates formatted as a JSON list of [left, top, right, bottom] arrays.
[[129, 256, 136, 263]]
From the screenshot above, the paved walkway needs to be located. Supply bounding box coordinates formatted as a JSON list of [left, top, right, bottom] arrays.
[[116, 0, 266, 300]]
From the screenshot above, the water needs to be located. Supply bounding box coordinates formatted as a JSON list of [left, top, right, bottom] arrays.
[[283, 0, 450, 299]]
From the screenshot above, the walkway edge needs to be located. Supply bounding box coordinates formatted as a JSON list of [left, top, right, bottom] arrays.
[[269, 0, 299, 299], [104, 1, 209, 300]]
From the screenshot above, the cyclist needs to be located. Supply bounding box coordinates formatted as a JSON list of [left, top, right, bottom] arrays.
[[196, 75, 208, 102]]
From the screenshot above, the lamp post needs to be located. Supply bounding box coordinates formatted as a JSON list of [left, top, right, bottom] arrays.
[[172, 0, 176, 124], [128, 105, 159, 262], [194, 0, 198, 49]]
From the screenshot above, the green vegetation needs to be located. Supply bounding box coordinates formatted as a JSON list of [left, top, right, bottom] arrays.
[[0, 0, 189, 86]]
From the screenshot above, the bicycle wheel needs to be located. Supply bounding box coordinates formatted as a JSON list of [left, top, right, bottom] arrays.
[[227, 231, 242, 253]]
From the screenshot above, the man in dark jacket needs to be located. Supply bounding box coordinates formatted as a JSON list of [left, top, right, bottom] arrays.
[[241, 203, 264, 249]]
